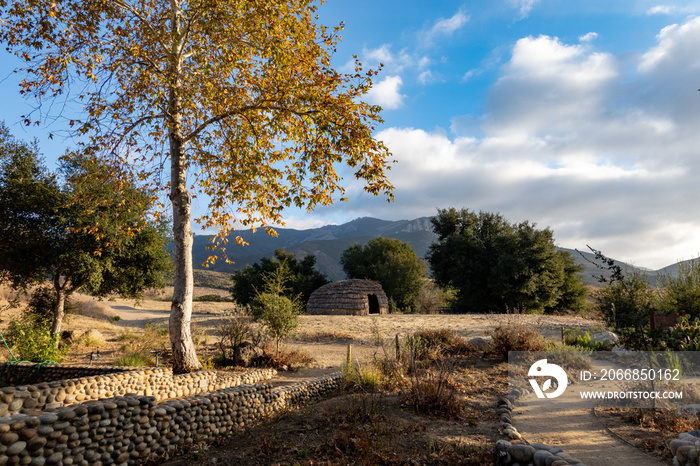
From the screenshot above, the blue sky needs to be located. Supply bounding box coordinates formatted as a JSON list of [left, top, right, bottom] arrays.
[[3, 0, 700, 269]]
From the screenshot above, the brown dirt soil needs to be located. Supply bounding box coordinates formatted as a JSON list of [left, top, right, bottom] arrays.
[[161, 354, 509, 466]]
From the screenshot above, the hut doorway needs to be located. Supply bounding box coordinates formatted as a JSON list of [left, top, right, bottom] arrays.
[[368, 294, 380, 314]]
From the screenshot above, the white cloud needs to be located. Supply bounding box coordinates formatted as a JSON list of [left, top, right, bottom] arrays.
[[638, 17, 700, 72], [579, 32, 598, 42], [418, 70, 435, 84], [365, 75, 405, 109], [361, 45, 413, 73], [428, 9, 469, 39], [317, 20, 700, 269], [511, 0, 541, 18], [647, 5, 673, 15]]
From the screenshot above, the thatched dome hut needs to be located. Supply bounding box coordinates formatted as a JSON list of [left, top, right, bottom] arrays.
[[306, 279, 389, 315]]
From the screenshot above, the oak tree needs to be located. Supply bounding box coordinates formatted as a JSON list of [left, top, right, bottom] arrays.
[[0, 123, 171, 335], [231, 249, 328, 307], [0, 0, 394, 371], [341, 237, 426, 312], [427, 208, 587, 314]]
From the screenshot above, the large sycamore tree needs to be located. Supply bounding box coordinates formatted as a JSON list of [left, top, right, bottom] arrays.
[[0, 0, 393, 372]]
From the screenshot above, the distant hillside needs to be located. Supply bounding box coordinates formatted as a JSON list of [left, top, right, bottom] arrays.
[[193, 217, 435, 281], [191, 217, 686, 286]]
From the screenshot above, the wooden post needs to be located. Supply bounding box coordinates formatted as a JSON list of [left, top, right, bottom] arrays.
[[395, 334, 400, 362], [561, 326, 564, 344]]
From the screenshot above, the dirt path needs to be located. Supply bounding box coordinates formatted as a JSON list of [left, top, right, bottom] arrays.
[[513, 356, 667, 466]]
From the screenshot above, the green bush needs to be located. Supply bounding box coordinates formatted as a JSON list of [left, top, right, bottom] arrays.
[[252, 292, 299, 355], [596, 270, 657, 331], [658, 259, 700, 319], [665, 315, 700, 351], [5, 320, 67, 362]]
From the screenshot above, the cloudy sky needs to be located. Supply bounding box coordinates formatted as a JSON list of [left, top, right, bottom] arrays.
[[2, 0, 700, 269]]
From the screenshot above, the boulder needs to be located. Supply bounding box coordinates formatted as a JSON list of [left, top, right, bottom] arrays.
[[592, 331, 619, 350]]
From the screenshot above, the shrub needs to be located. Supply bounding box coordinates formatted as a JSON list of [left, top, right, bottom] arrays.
[[216, 308, 260, 361], [401, 360, 463, 419], [596, 270, 657, 331], [297, 330, 355, 342], [665, 315, 700, 351], [489, 324, 547, 360], [658, 259, 700, 318], [248, 347, 314, 370], [412, 328, 473, 356], [5, 320, 67, 362], [252, 292, 299, 355]]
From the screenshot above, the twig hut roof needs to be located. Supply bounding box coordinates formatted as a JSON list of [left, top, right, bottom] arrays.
[[306, 279, 389, 315]]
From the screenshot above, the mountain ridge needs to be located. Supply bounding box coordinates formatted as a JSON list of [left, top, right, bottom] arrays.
[[192, 216, 685, 285]]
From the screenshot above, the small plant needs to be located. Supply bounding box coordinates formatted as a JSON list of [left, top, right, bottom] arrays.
[[117, 329, 138, 341], [108, 315, 121, 323], [198, 356, 214, 370], [191, 324, 209, 345], [564, 330, 604, 351], [79, 333, 104, 348]]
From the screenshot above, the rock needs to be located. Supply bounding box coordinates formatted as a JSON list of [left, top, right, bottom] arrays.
[[592, 331, 619, 350], [468, 336, 492, 351], [511, 444, 536, 462], [670, 438, 695, 455], [679, 404, 700, 415], [533, 449, 554, 466], [675, 444, 694, 463]]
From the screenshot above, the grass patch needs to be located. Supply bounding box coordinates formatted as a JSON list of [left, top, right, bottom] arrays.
[[114, 351, 154, 367]]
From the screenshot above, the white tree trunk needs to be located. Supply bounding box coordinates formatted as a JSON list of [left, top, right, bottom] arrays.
[[168, 0, 201, 373]]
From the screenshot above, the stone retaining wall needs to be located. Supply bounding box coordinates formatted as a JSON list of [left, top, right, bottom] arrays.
[[0, 372, 342, 465], [0, 365, 276, 416], [0, 364, 134, 386]]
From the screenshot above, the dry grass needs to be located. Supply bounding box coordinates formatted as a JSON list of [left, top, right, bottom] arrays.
[[295, 330, 356, 342], [71, 295, 115, 321]]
